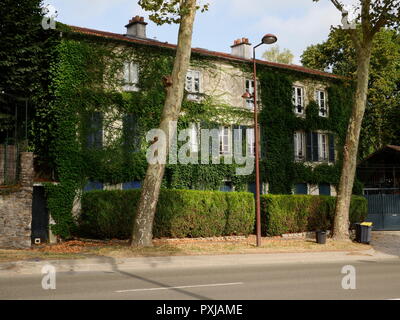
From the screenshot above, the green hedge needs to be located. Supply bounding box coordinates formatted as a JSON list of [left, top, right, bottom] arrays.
[[79, 189, 255, 239], [261, 195, 368, 236]]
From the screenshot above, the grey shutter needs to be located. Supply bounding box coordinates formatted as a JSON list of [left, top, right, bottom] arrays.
[[123, 114, 140, 152], [312, 132, 319, 162], [87, 112, 103, 148], [306, 132, 312, 162], [329, 134, 335, 162]]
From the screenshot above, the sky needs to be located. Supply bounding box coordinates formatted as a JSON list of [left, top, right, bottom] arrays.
[[44, 0, 357, 65]]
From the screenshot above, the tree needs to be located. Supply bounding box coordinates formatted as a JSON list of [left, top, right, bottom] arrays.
[[301, 28, 400, 159], [312, 0, 399, 240], [262, 45, 294, 64], [130, 0, 208, 246], [0, 0, 45, 96]]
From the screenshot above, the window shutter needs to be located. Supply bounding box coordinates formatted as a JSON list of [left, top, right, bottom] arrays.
[[329, 133, 335, 162], [294, 132, 298, 159], [312, 132, 319, 161], [306, 132, 312, 162], [87, 112, 103, 148]]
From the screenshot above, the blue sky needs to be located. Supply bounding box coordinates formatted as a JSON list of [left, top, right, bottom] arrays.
[[45, 0, 351, 65]]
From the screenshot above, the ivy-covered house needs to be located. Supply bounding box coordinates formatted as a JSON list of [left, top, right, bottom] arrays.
[[36, 16, 355, 236]]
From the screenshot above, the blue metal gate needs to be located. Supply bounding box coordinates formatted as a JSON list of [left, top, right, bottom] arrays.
[[364, 190, 400, 230]]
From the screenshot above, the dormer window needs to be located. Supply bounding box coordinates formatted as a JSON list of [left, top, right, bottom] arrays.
[[123, 62, 139, 91], [293, 86, 305, 115], [315, 90, 328, 117]]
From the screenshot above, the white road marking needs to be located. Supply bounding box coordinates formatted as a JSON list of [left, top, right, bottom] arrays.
[[115, 282, 244, 293]]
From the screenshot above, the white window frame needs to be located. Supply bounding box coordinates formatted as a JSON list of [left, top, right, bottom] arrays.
[[247, 127, 255, 156], [294, 131, 306, 161], [186, 70, 201, 93], [315, 89, 328, 117], [318, 132, 329, 162], [123, 61, 139, 91], [219, 126, 232, 155], [293, 86, 305, 115], [245, 79, 255, 110], [189, 123, 199, 153]]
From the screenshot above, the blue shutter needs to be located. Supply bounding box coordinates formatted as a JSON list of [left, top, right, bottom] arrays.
[[319, 183, 331, 196], [329, 134, 335, 162], [123, 114, 140, 152], [83, 181, 103, 192], [122, 181, 141, 190], [220, 181, 233, 192], [295, 183, 308, 195]]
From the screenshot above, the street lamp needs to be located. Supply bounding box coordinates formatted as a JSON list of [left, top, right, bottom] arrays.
[[242, 34, 277, 247]]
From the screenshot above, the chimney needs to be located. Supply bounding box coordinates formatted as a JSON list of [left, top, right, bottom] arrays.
[[231, 38, 252, 59], [125, 16, 147, 39]]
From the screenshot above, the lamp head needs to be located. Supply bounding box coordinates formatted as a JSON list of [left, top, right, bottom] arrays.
[[262, 33, 278, 45]]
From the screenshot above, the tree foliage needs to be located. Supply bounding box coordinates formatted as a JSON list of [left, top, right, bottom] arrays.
[[138, 0, 208, 24], [262, 45, 294, 64], [301, 27, 400, 158], [312, 0, 400, 240]]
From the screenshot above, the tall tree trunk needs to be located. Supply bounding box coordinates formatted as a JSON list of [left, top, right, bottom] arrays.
[[332, 44, 372, 240], [130, 0, 197, 247]]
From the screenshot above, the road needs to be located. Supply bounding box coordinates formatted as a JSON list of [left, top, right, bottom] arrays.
[[1, 258, 400, 300]]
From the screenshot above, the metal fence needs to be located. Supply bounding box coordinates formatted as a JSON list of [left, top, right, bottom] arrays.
[[365, 192, 400, 230], [0, 143, 19, 185]]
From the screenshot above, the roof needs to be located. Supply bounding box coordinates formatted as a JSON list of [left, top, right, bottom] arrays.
[[68, 25, 343, 80], [358, 145, 400, 166]]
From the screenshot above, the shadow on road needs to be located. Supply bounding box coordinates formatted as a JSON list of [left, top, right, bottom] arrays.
[[100, 255, 212, 300]]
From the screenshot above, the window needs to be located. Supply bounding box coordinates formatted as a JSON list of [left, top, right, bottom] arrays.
[[315, 90, 328, 117], [219, 126, 231, 155], [186, 70, 201, 93], [294, 131, 306, 161], [293, 86, 305, 115], [220, 181, 233, 192], [306, 132, 335, 163], [123, 62, 139, 91], [245, 79, 255, 109], [318, 133, 329, 162], [294, 183, 308, 195], [319, 183, 331, 196]]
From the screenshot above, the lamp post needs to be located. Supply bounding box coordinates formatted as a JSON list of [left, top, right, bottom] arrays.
[[242, 34, 277, 247]]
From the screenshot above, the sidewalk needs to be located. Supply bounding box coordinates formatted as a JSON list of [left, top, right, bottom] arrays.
[[0, 247, 398, 276]]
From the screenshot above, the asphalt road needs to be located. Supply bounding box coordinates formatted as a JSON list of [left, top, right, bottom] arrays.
[[1, 259, 400, 300]]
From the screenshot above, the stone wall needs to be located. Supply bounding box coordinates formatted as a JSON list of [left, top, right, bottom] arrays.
[[0, 152, 34, 248]]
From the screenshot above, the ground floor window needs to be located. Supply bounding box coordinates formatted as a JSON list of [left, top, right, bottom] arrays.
[[294, 183, 308, 195], [318, 183, 331, 196]]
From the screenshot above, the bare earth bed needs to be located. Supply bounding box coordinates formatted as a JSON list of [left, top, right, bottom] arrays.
[[0, 235, 371, 263]]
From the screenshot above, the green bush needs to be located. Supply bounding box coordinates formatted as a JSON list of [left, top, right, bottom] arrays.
[[261, 195, 368, 236], [79, 189, 255, 239]]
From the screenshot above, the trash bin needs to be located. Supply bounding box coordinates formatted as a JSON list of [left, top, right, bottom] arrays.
[[355, 222, 372, 244], [316, 230, 327, 244]]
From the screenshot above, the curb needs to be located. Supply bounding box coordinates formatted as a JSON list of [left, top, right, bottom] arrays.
[[0, 249, 398, 276]]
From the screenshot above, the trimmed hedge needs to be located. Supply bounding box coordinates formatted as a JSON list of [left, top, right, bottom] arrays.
[[79, 189, 255, 239], [261, 195, 368, 236]]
